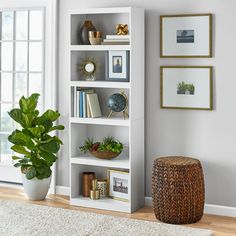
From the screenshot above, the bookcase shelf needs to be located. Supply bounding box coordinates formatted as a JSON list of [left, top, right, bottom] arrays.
[[69, 7, 144, 213], [70, 117, 129, 126], [70, 45, 131, 51], [70, 81, 130, 89], [71, 196, 130, 212], [71, 152, 129, 169]]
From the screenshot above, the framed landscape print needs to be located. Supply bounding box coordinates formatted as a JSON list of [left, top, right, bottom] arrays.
[[107, 169, 130, 202], [160, 14, 212, 57], [106, 50, 129, 81], [161, 66, 213, 110]]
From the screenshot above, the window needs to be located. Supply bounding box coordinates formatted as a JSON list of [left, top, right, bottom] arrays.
[[0, 9, 44, 165]]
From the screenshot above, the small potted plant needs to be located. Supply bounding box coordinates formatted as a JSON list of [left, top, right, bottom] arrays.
[[80, 136, 123, 160], [8, 94, 64, 200]]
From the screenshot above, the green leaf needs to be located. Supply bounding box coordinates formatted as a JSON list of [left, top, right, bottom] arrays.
[[9, 132, 35, 150], [14, 163, 21, 168], [19, 93, 40, 113], [11, 145, 30, 155], [31, 155, 42, 167], [12, 156, 22, 160], [35, 117, 53, 132], [48, 125, 65, 132], [40, 151, 57, 165], [39, 140, 60, 153], [19, 97, 28, 113], [25, 166, 37, 180], [41, 109, 60, 122], [8, 130, 25, 145], [53, 136, 63, 145], [28, 127, 43, 139], [8, 109, 25, 127]]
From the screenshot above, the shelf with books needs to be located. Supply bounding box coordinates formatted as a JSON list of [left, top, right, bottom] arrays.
[[71, 87, 129, 120]]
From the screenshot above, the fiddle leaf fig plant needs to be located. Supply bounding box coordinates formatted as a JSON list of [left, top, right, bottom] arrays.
[[8, 94, 64, 180]]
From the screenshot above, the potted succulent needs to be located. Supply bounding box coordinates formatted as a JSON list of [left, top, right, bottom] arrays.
[[8, 94, 64, 200], [80, 136, 123, 160]]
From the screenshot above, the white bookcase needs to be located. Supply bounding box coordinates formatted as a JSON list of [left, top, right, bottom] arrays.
[[69, 7, 144, 213]]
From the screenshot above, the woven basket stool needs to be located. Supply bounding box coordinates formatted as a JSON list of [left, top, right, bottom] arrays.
[[152, 156, 205, 224]]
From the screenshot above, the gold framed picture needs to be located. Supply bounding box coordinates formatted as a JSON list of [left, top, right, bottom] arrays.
[[160, 66, 213, 110], [160, 14, 212, 58], [107, 169, 130, 202]]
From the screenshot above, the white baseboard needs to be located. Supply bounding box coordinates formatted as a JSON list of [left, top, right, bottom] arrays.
[[55, 187, 236, 218], [0, 181, 23, 189], [55, 185, 70, 196], [144, 197, 236, 218]]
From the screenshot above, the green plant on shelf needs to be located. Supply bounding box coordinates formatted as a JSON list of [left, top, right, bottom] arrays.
[[80, 136, 123, 153]]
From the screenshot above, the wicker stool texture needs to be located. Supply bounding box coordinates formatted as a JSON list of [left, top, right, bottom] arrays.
[[152, 156, 205, 224]]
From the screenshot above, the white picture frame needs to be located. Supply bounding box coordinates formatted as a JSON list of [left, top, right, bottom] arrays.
[[160, 14, 212, 58], [107, 169, 130, 202], [106, 50, 129, 81], [161, 66, 213, 110]]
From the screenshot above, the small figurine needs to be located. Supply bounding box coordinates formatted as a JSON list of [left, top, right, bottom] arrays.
[[116, 24, 129, 35]]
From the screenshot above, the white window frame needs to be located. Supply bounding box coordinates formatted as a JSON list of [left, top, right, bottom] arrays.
[[0, 0, 58, 194]]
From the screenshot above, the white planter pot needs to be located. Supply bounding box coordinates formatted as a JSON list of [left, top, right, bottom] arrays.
[[22, 174, 52, 201]]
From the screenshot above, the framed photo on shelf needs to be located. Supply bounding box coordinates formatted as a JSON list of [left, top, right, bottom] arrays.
[[106, 51, 129, 82], [107, 169, 130, 202], [160, 14, 212, 57], [160, 66, 213, 110]]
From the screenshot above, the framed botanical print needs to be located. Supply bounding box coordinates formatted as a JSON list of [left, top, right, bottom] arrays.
[[160, 14, 212, 57], [106, 50, 129, 82], [161, 66, 213, 110]]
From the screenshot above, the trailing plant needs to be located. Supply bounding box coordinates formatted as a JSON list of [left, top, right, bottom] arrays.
[[80, 136, 123, 153], [8, 94, 64, 180]]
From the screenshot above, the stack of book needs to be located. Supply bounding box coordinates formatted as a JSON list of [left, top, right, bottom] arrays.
[[72, 87, 102, 118], [101, 35, 130, 45]]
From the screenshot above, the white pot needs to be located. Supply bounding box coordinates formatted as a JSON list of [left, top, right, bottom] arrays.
[[22, 174, 51, 201]]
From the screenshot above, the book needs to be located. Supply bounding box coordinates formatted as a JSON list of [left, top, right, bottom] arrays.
[[87, 93, 102, 118], [82, 89, 94, 118], [72, 86, 76, 117], [79, 91, 83, 117], [101, 41, 130, 45], [106, 35, 130, 40], [76, 89, 80, 117]]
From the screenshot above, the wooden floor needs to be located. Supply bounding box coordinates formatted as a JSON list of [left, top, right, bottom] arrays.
[[0, 186, 236, 235]]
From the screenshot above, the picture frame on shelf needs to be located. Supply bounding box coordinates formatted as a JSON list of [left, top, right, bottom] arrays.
[[160, 14, 212, 58], [106, 51, 129, 82], [160, 66, 213, 110], [107, 169, 130, 202]]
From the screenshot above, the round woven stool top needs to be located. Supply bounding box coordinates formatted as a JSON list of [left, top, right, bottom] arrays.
[[152, 156, 205, 225], [155, 156, 200, 166]]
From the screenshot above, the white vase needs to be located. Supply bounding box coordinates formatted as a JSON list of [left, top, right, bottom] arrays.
[[22, 174, 52, 200]]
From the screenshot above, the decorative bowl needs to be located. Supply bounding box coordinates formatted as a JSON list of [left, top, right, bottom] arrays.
[[89, 150, 121, 160]]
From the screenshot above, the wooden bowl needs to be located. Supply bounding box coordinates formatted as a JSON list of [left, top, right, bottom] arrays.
[[89, 150, 121, 160]]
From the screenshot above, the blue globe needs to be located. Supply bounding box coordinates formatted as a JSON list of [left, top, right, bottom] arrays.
[[108, 93, 127, 112]]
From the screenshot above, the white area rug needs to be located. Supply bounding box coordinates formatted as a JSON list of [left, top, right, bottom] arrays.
[[0, 200, 213, 236]]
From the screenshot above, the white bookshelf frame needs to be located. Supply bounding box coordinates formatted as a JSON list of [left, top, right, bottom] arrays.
[[69, 7, 144, 213]]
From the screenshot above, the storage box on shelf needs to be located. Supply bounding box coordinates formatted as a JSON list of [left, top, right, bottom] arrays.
[[69, 7, 144, 213]]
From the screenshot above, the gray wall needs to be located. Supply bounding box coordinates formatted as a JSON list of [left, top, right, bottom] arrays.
[[58, 0, 236, 207]]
